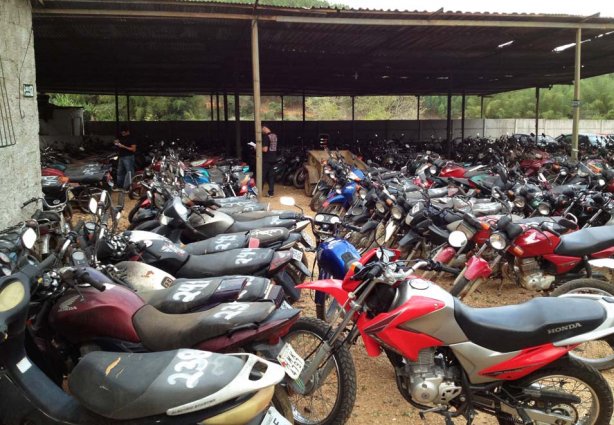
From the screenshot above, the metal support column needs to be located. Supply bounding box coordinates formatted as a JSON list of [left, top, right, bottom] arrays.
[[571, 28, 582, 161], [280, 95, 284, 141], [251, 19, 263, 197], [480, 96, 484, 118], [234, 92, 241, 158], [223, 92, 229, 153], [535, 87, 540, 140], [302, 92, 306, 140], [446, 93, 452, 157], [114, 89, 119, 135], [461, 93, 466, 140], [417, 95, 421, 141], [126, 95, 130, 122], [210, 94, 214, 121], [351, 95, 355, 143]]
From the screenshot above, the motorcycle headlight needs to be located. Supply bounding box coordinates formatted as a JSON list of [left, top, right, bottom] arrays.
[[514, 196, 526, 209], [489, 232, 508, 250], [429, 165, 437, 175], [560, 169, 568, 176], [376, 201, 386, 214], [448, 231, 468, 248], [391, 206, 403, 220], [359, 188, 367, 200], [0, 280, 25, 313], [315, 214, 324, 223], [538, 202, 551, 216]]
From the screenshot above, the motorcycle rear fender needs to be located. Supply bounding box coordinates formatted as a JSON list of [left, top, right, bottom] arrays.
[[464, 256, 493, 280], [272, 270, 301, 304], [554, 295, 614, 345], [297, 279, 349, 307], [434, 246, 457, 264]]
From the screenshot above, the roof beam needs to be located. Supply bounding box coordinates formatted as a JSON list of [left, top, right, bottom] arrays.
[[33, 8, 614, 30]]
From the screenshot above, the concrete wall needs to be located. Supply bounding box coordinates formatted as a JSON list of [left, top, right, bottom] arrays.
[[0, 0, 41, 228], [39, 106, 84, 149], [86, 118, 614, 153]]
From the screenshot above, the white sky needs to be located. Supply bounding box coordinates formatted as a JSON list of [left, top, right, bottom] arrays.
[[341, 0, 614, 18]]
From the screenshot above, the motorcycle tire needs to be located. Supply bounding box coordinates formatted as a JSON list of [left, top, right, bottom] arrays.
[[128, 195, 147, 223], [551, 278, 614, 371], [293, 167, 307, 189], [309, 189, 328, 212], [129, 173, 145, 200], [497, 356, 612, 425], [282, 317, 356, 425], [316, 294, 340, 324]]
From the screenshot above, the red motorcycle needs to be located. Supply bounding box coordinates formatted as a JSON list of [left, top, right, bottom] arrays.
[[519, 150, 551, 177], [450, 216, 614, 299], [299, 251, 614, 424]]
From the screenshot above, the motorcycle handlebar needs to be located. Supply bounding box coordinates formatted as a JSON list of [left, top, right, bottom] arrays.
[[21, 197, 39, 208]]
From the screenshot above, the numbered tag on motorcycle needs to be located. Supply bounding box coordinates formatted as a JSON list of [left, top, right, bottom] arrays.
[[277, 343, 305, 380], [262, 406, 293, 425], [290, 248, 303, 262]]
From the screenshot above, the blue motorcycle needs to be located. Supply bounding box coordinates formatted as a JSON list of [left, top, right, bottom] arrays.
[[320, 167, 365, 215]]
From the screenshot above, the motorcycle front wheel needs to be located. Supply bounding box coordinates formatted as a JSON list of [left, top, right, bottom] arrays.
[[293, 167, 307, 189], [283, 317, 356, 425], [449, 268, 483, 299], [551, 278, 614, 371], [309, 189, 328, 212], [497, 357, 612, 425]]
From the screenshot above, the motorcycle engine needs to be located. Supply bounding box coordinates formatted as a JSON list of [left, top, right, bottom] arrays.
[[401, 348, 462, 405], [515, 258, 555, 291]]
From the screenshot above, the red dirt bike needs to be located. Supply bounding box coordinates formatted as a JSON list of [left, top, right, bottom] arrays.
[[299, 250, 614, 424], [449, 216, 614, 299]]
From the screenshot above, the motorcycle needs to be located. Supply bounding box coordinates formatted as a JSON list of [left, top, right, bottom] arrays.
[[0, 231, 290, 425], [299, 252, 614, 425]]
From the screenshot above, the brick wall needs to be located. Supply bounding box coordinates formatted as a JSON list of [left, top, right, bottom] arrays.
[[0, 0, 41, 228]]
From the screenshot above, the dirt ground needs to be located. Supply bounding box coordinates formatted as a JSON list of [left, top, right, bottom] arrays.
[[101, 184, 614, 425]]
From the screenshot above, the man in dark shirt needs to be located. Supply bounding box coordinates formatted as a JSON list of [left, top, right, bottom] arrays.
[[114, 126, 137, 189], [262, 126, 278, 197]]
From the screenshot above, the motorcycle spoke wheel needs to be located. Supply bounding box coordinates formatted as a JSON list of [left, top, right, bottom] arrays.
[[499, 358, 612, 425], [551, 279, 614, 370], [284, 318, 356, 425], [315, 294, 341, 324]]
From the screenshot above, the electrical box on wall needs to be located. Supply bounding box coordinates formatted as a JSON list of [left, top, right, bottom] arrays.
[[23, 84, 34, 98]]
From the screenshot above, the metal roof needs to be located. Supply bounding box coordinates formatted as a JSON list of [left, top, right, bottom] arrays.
[[32, 1, 614, 96]]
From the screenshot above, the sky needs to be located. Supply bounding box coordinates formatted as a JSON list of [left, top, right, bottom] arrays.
[[340, 0, 614, 17]]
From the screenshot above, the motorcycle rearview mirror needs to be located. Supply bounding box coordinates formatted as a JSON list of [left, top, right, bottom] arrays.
[[22, 228, 37, 250], [88, 197, 98, 214], [279, 196, 296, 207]]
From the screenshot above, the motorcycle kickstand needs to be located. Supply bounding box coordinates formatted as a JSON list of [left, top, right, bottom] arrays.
[[418, 407, 454, 425], [497, 276, 506, 294]]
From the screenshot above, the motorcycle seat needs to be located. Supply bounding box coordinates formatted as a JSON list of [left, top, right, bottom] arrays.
[[183, 233, 251, 254], [66, 173, 105, 184], [514, 216, 572, 234], [228, 217, 296, 233], [178, 248, 275, 278], [133, 301, 276, 351], [139, 275, 271, 314], [555, 226, 614, 257], [68, 349, 245, 420], [230, 210, 288, 222], [454, 297, 605, 352], [218, 204, 267, 214]]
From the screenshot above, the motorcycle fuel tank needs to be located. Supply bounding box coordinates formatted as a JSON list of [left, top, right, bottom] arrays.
[[513, 228, 560, 258], [50, 284, 143, 344], [317, 238, 361, 279]]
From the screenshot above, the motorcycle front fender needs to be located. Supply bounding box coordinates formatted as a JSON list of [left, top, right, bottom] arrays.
[[433, 246, 457, 264], [297, 279, 349, 307], [464, 256, 493, 280]]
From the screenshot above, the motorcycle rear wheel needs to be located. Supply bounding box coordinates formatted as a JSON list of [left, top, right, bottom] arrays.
[[283, 317, 356, 425], [309, 190, 328, 212], [551, 279, 614, 371], [497, 356, 612, 425], [293, 167, 307, 189]]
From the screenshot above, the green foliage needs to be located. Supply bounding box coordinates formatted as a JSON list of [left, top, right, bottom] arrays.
[[48, 74, 614, 122]]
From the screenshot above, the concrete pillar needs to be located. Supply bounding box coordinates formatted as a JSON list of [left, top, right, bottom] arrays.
[[571, 28, 582, 161]]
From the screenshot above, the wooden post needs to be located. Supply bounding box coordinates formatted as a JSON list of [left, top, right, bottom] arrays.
[[223, 91, 229, 153], [571, 28, 582, 161], [251, 19, 263, 197]]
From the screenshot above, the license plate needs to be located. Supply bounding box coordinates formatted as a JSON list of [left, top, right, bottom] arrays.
[[262, 406, 292, 425], [277, 342, 305, 380], [290, 248, 303, 262], [301, 230, 315, 248]]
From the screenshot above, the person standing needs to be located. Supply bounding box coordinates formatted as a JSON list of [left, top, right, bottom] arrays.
[[114, 126, 138, 189], [262, 126, 278, 197]]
